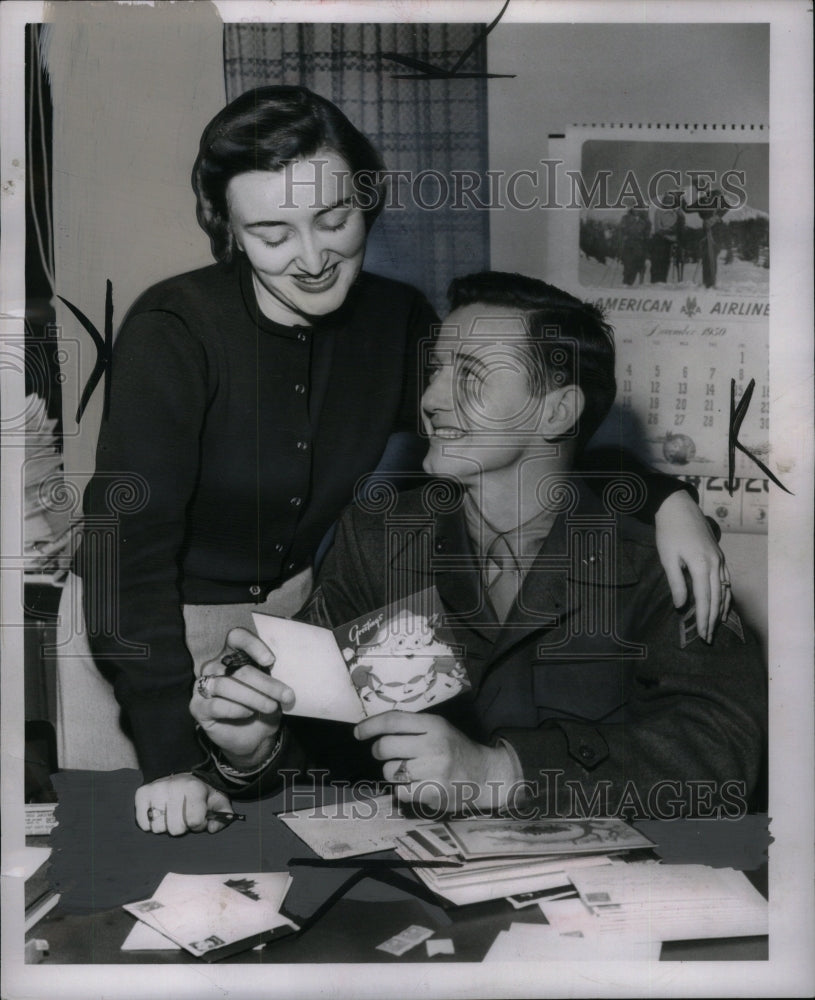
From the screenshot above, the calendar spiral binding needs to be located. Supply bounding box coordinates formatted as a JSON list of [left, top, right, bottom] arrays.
[[568, 123, 767, 132]]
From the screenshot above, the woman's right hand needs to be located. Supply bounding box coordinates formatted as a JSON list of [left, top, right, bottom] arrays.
[[190, 627, 295, 769], [135, 773, 232, 836]]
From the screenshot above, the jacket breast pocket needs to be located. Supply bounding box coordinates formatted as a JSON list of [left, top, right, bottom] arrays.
[[531, 659, 633, 723]]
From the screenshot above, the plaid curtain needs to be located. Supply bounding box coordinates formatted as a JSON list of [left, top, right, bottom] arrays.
[[224, 23, 490, 313]]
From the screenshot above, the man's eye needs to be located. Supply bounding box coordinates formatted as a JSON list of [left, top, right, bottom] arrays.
[[458, 366, 483, 386]]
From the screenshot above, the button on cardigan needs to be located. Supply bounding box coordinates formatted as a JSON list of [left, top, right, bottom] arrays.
[[75, 258, 438, 780]]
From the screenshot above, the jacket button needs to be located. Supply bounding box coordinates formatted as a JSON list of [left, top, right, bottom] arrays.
[[275, 543, 284, 553], [296, 440, 309, 451], [297, 332, 307, 342], [290, 496, 302, 506], [249, 585, 262, 597], [294, 383, 306, 394]]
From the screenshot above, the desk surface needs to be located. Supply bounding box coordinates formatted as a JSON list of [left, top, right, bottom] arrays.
[[31, 866, 768, 965], [33, 900, 769, 965], [26, 773, 771, 966]]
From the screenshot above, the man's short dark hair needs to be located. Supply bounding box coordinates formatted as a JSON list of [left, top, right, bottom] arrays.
[[447, 271, 617, 450], [192, 86, 386, 263]]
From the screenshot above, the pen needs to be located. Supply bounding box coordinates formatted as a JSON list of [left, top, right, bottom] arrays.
[[206, 810, 247, 823], [221, 649, 271, 676]]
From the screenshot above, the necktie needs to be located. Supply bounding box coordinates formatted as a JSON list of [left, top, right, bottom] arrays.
[[484, 533, 521, 622]]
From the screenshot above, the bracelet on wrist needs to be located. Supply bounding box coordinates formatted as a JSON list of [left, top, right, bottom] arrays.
[[212, 728, 284, 786]]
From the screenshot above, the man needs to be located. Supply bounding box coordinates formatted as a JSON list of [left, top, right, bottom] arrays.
[[650, 191, 685, 283], [619, 207, 651, 286], [682, 185, 730, 289], [149, 272, 765, 829]]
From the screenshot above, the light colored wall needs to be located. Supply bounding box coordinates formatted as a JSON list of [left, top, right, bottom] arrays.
[[719, 531, 768, 657], [485, 22, 769, 648], [486, 23, 769, 277], [45, 1, 225, 487]]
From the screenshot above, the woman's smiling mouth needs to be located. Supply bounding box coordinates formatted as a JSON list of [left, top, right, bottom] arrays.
[[290, 263, 341, 292]]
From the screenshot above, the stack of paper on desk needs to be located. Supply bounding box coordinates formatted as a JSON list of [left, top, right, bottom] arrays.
[[123, 871, 298, 961], [394, 818, 653, 906], [278, 793, 434, 859], [443, 817, 653, 858], [2, 845, 61, 932], [485, 862, 767, 959], [568, 861, 768, 941], [484, 922, 661, 962]]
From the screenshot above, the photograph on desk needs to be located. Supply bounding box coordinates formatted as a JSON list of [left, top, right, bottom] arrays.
[[1, 2, 812, 999]]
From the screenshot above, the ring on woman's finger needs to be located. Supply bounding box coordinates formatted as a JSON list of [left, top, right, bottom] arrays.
[[721, 580, 732, 589], [147, 806, 166, 823], [393, 759, 412, 783], [197, 674, 215, 699]]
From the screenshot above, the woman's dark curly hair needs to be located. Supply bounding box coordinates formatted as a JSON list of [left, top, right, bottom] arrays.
[[192, 86, 386, 262]]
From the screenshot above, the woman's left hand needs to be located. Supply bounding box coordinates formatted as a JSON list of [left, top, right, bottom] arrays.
[[654, 490, 731, 642], [354, 712, 517, 813]]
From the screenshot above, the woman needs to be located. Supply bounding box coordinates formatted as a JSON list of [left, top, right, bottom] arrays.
[[69, 86, 727, 831]]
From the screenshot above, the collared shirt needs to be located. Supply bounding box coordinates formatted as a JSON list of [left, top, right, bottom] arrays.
[[463, 493, 557, 622], [460, 492, 558, 793]]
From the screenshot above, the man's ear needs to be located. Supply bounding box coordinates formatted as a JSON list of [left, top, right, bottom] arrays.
[[542, 384, 585, 439]]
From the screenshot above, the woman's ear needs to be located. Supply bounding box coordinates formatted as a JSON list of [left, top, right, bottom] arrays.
[[543, 384, 585, 439]]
